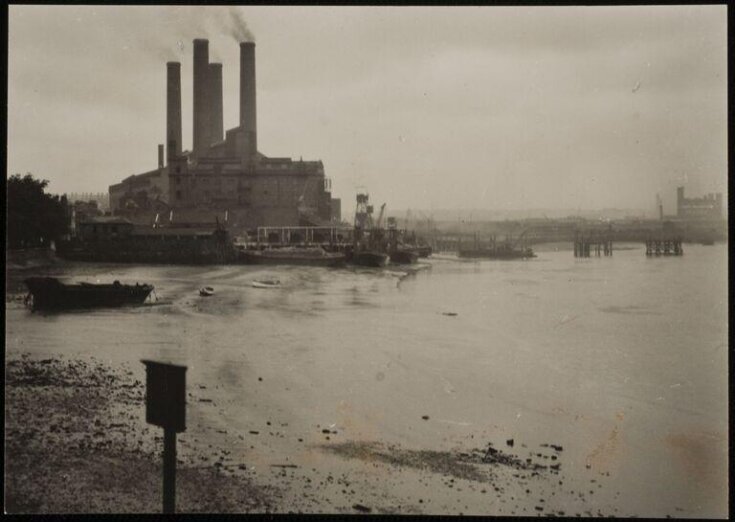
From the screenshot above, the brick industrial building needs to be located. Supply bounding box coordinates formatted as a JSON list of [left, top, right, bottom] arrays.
[[109, 39, 340, 231]]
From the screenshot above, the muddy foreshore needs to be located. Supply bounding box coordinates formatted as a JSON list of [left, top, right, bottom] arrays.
[[4, 356, 276, 513], [5, 354, 625, 515]]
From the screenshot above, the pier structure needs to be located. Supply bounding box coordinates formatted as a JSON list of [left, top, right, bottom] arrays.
[[573, 228, 613, 258], [645, 236, 683, 256]]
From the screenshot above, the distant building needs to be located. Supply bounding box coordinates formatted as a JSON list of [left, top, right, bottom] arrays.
[[67, 192, 110, 211], [72, 200, 103, 223], [676, 186, 723, 220]]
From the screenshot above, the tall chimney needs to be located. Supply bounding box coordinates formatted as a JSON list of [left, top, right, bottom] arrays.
[[193, 39, 210, 156], [207, 63, 224, 144], [239, 42, 257, 158], [158, 144, 164, 168], [166, 62, 182, 163]]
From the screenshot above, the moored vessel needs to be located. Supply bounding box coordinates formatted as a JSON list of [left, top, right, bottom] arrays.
[[24, 277, 154, 310], [238, 247, 345, 266], [352, 251, 390, 267], [458, 247, 535, 259], [389, 250, 419, 264], [458, 231, 535, 260], [252, 278, 281, 288]]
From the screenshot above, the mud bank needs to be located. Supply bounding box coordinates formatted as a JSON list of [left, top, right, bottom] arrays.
[[4, 356, 276, 514], [6, 356, 625, 516]]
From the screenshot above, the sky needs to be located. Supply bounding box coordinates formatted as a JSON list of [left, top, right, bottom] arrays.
[[7, 5, 728, 216]]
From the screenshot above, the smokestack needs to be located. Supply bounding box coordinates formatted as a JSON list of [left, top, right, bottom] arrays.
[[207, 63, 224, 144], [158, 144, 164, 169], [239, 42, 257, 157], [193, 39, 210, 156], [166, 62, 182, 163]]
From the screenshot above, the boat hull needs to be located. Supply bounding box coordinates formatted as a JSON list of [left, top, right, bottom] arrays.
[[24, 277, 153, 310], [410, 246, 433, 258], [352, 251, 389, 267], [252, 281, 280, 289], [239, 250, 345, 266], [389, 250, 419, 264]]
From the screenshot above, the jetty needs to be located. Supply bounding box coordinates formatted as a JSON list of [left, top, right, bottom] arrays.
[[645, 237, 683, 256], [573, 229, 613, 258]]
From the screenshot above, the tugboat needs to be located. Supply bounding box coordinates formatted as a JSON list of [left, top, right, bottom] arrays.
[[24, 277, 154, 310], [350, 193, 389, 267], [386, 217, 419, 264]]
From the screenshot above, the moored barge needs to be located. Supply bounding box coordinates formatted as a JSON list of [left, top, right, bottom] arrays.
[[24, 277, 154, 310]]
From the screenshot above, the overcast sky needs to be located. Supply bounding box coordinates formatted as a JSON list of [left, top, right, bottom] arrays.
[[8, 5, 727, 215]]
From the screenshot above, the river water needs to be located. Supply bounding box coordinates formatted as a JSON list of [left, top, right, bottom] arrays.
[[5, 243, 728, 517]]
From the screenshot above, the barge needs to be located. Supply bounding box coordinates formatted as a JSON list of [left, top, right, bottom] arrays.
[[238, 247, 346, 266], [24, 277, 154, 310]]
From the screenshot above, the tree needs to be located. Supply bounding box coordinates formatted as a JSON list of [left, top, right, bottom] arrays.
[[6, 173, 70, 249]]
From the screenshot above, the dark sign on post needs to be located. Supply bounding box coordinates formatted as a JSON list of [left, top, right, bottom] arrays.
[[142, 360, 187, 514], [142, 359, 187, 432]]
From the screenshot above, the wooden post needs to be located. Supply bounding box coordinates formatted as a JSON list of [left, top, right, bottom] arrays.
[[163, 429, 176, 513]]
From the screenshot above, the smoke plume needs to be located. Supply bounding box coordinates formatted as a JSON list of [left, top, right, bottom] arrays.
[[227, 7, 255, 43]]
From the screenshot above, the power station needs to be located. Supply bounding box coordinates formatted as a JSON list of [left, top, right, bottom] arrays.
[[109, 39, 340, 230]]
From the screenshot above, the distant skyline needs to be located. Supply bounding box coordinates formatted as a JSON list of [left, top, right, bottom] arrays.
[[7, 5, 727, 216]]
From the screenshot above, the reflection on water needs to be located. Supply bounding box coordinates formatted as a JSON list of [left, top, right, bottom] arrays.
[[5, 244, 728, 517]]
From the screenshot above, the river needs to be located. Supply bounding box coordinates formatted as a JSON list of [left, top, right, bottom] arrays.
[[5, 243, 728, 517]]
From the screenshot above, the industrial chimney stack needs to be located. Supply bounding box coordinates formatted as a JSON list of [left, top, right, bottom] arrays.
[[239, 42, 257, 158], [193, 39, 210, 156], [207, 63, 224, 144], [166, 62, 182, 163]]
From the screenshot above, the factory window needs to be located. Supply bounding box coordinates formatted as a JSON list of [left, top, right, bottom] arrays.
[[176, 190, 182, 200], [176, 177, 181, 185], [175, 166, 181, 174]]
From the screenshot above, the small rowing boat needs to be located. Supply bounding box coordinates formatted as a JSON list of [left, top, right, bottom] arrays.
[[252, 279, 281, 289]]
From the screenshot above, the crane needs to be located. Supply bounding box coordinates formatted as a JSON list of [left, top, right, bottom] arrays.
[[375, 203, 387, 229]]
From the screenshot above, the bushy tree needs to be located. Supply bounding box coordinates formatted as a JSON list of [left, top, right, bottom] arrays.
[[6, 173, 70, 249]]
